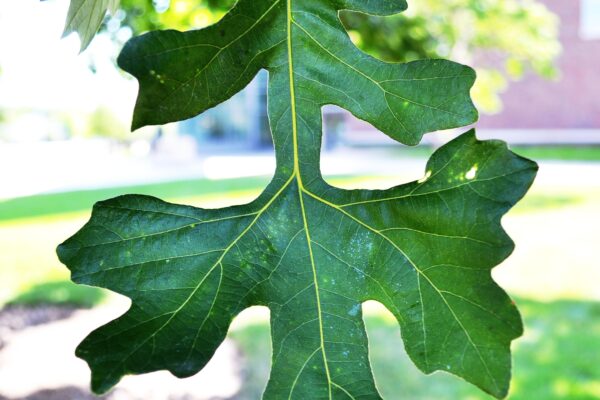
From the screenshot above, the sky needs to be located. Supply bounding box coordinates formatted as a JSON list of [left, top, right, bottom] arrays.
[[0, 0, 136, 118]]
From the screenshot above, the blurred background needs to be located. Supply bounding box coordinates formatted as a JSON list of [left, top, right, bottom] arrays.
[[0, 0, 599, 399]]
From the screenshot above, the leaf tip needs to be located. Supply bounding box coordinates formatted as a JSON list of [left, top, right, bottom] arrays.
[[90, 373, 117, 395], [56, 239, 80, 266], [60, 27, 71, 40], [130, 116, 146, 132], [76, 342, 120, 395]]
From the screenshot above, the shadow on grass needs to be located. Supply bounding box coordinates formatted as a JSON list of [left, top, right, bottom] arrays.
[[229, 298, 600, 400], [7, 280, 105, 308], [0, 386, 184, 400]]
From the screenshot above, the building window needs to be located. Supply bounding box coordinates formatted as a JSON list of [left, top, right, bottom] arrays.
[[581, 0, 600, 39]]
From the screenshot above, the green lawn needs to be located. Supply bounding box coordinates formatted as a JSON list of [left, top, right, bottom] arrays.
[[1, 172, 598, 399], [511, 145, 600, 162], [228, 299, 600, 400], [0, 176, 271, 223], [6, 280, 105, 308], [0, 174, 396, 223], [385, 144, 600, 162]]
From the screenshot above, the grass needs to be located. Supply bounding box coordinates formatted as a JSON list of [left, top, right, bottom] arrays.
[[511, 145, 600, 162], [3, 144, 595, 222], [227, 298, 600, 400], [0, 176, 271, 223], [0, 174, 393, 223], [7, 280, 105, 308], [1, 170, 599, 398], [384, 144, 600, 162], [509, 192, 584, 213]]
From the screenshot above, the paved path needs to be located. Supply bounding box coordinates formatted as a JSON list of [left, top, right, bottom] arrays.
[[0, 298, 245, 400], [2, 139, 600, 199]]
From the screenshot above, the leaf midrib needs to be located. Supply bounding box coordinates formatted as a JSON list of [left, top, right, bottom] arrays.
[[285, 2, 497, 396], [287, 0, 333, 397]]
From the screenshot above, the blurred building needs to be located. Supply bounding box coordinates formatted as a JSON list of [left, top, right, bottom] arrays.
[[178, 72, 347, 151], [478, 0, 600, 144], [175, 0, 600, 148], [177, 71, 270, 151]]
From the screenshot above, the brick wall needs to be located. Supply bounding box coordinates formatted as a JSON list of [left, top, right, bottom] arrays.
[[478, 0, 600, 129]]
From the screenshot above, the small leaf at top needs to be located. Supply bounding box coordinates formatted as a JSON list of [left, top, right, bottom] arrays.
[[62, 0, 120, 52]]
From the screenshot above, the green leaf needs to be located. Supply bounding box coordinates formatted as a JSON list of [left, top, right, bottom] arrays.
[[62, 0, 120, 51], [58, 0, 537, 398], [117, 0, 477, 142]]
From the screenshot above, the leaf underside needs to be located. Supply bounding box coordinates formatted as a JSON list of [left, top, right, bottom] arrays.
[[62, 0, 120, 51], [58, 0, 537, 398]]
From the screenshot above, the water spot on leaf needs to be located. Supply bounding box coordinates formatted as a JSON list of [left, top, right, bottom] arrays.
[[348, 303, 360, 316], [466, 165, 478, 180]]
